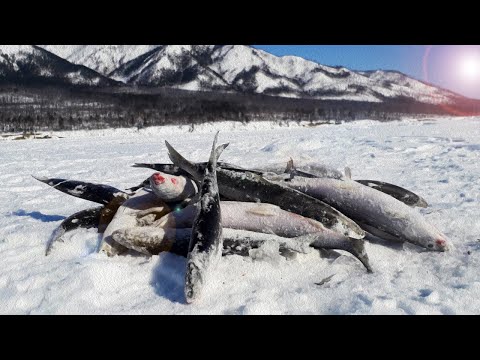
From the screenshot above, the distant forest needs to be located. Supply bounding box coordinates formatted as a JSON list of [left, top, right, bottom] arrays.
[[1, 85, 480, 133]]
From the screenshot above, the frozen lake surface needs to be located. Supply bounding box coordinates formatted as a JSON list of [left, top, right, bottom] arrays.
[[1, 117, 479, 314]]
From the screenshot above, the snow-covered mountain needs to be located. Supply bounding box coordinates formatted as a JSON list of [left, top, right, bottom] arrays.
[[2, 45, 467, 105], [110, 45, 462, 104], [0, 45, 118, 86], [39, 45, 161, 77]]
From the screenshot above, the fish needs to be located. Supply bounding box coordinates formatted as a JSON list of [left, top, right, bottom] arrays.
[[33, 176, 129, 205], [154, 200, 371, 271], [45, 206, 103, 256], [99, 189, 171, 256], [134, 160, 428, 208], [45, 195, 129, 256], [179, 132, 227, 303], [164, 143, 365, 240], [273, 176, 449, 251], [132, 162, 260, 176], [283, 159, 428, 208], [111, 227, 371, 272], [354, 180, 428, 208], [149, 171, 198, 203]]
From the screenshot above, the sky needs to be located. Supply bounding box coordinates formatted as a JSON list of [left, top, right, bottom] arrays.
[[253, 45, 480, 99]]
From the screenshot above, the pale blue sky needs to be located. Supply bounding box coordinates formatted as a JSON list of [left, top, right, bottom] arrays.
[[253, 45, 480, 99]]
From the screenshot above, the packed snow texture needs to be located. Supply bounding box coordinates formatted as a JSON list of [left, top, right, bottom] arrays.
[[1, 117, 480, 314]]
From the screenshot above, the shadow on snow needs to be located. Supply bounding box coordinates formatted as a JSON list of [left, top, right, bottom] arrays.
[[11, 209, 66, 222], [150, 253, 187, 304]]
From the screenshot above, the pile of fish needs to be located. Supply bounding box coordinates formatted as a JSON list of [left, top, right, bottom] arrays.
[[34, 132, 450, 304]]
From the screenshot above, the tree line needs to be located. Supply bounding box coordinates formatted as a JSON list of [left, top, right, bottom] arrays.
[[1, 84, 479, 133]]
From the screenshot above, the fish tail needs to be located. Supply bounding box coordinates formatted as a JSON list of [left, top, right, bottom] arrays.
[[346, 238, 373, 273], [165, 140, 202, 180], [310, 236, 373, 273], [210, 132, 228, 169], [45, 226, 66, 256]]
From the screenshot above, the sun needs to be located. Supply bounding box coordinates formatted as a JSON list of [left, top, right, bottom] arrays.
[[459, 55, 480, 80]]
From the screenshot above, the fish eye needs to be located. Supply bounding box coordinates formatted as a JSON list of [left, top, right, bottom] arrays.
[[428, 244, 434, 248]]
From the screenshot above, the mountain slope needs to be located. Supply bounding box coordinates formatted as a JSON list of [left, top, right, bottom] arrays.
[[110, 45, 229, 90], [0, 45, 118, 86], [39, 45, 161, 76], [111, 45, 463, 105], [6, 45, 469, 106]]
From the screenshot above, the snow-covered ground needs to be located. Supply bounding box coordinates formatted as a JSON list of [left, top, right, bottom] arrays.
[[1, 117, 480, 314]]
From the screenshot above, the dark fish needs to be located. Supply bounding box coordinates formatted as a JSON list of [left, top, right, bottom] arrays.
[[45, 195, 129, 256], [33, 176, 129, 205], [178, 132, 227, 303], [355, 180, 428, 208], [132, 162, 264, 176], [165, 141, 364, 239], [45, 206, 103, 256]]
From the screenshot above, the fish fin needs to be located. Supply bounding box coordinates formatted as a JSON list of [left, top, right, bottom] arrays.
[[165, 140, 202, 180], [284, 158, 297, 180], [355, 180, 428, 208], [345, 167, 352, 180], [245, 204, 277, 217], [285, 157, 295, 173]]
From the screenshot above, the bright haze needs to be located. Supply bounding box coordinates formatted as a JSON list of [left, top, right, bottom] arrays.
[[254, 45, 480, 100]]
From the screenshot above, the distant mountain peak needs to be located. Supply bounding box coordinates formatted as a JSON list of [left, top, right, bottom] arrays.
[[0, 45, 118, 87], [2, 45, 468, 106], [38, 45, 162, 76]]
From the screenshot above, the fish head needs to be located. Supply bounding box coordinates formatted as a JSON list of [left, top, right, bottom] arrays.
[[150, 172, 192, 202], [150, 172, 174, 198], [151, 172, 167, 186], [423, 233, 451, 252]]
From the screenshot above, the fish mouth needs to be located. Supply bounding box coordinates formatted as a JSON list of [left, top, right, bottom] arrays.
[[434, 237, 450, 252], [151, 173, 166, 185]]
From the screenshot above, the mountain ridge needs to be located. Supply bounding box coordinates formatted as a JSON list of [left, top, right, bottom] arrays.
[[0, 44, 471, 107], [0, 45, 119, 87]]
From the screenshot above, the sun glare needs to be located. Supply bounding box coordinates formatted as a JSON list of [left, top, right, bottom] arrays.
[[460, 55, 480, 80]]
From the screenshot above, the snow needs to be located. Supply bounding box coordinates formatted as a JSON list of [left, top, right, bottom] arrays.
[[98, 45, 459, 104], [0, 45, 35, 56], [1, 117, 480, 314], [1, 45, 466, 105], [39, 45, 162, 76]]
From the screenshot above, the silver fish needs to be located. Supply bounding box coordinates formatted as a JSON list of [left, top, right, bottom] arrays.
[[274, 176, 449, 251], [164, 143, 365, 240]]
